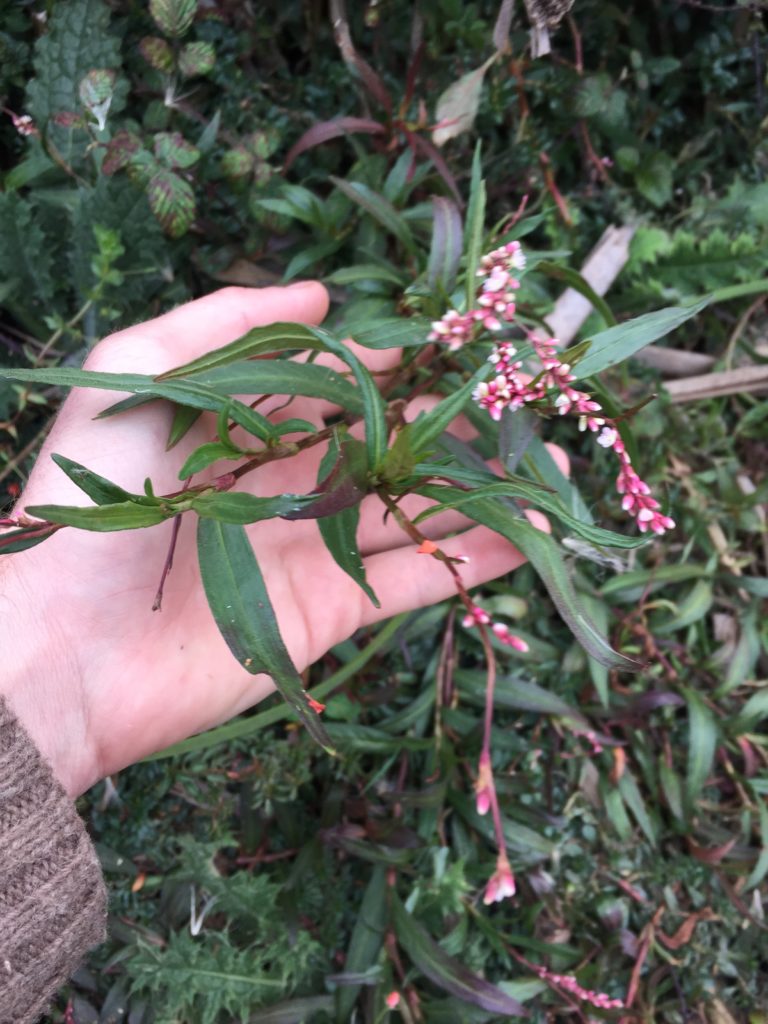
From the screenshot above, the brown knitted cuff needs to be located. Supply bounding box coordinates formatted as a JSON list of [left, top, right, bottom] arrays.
[[0, 698, 107, 1024]]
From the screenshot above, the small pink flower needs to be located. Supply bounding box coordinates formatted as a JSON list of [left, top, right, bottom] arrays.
[[483, 853, 516, 905], [491, 622, 529, 652], [385, 990, 401, 1009], [475, 750, 493, 816]]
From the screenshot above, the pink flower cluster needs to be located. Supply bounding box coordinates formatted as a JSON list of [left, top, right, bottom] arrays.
[[483, 852, 516, 905], [428, 241, 525, 348], [535, 966, 624, 1010], [430, 239, 675, 536], [462, 602, 528, 653]]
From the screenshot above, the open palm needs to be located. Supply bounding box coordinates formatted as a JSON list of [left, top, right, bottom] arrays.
[[2, 284, 556, 796]]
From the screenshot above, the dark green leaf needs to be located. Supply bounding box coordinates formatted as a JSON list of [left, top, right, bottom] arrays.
[[318, 504, 379, 607], [535, 261, 616, 328], [329, 177, 416, 254], [50, 453, 138, 505], [685, 688, 718, 811], [149, 0, 196, 37], [0, 524, 62, 554], [191, 360, 363, 413], [498, 408, 536, 474], [427, 196, 463, 294], [25, 501, 170, 531], [191, 491, 314, 524], [167, 404, 202, 449], [178, 443, 243, 478], [285, 435, 369, 520], [391, 895, 527, 1016], [196, 519, 334, 751], [335, 867, 386, 1022], [463, 143, 486, 307], [571, 298, 710, 379], [408, 366, 489, 458]]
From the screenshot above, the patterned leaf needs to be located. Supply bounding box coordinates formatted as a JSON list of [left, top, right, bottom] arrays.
[[154, 131, 201, 169], [146, 167, 196, 237], [101, 129, 142, 175], [178, 40, 215, 77], [138, 36, 174, 73], [149, 0, 197, 38], [26, 0, 125, 163], [221, 145, 254, 179]]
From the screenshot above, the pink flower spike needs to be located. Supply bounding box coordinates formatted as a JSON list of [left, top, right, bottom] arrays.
[[483, 853, 516, 905], [385, 991, 401, 1010]]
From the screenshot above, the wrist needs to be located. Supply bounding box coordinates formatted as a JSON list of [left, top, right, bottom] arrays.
[[0, 552, 98, 798]]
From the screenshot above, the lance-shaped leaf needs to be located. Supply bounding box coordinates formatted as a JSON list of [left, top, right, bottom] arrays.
[[427, 197, 463, 295], [535, 261, 616, 329], [50, 453, 146, 506], [178, 442, 243, 478], [0, 366, 277, 442], [197, 518, 334, 751], [571, 297, 710, 379], [0, 523, 62, 554], [24, 501, 171, 531], [329, 177, 417, 255], [432, 55, 497, 147], [408, 366, 490, 459], [498, 407, 537, 474], [314, 435, 379, 607], [415, 481, 646, 550], [191, 360, 364, 413], [463, 143, 486, 307], [191, 491, 315, 524], [335, 866, 387, 1021], [458, 498, 639, 669], [283, 117, 386, 171], [284, 434, 370, 521], [391, 894, 527, 1016]]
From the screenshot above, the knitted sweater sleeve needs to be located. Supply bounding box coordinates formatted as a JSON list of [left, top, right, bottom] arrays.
[[0, 698, 107, 1024]]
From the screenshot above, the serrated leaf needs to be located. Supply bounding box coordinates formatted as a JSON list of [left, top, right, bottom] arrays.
[[101, 130, 143, 175], [138, 35, 174, 72], [196, 518, 334, 751], [427, 196, 463, 294], [335, 867, 386, 1021], [149, 0, 197, 37], [221, 145, 254, 178], [147, 167, 196, 237], [571, 298, 710, 379], [391, 894, 526, 1015], [432, 55, 496, 147], [25, 501, 170, 531], [78, 68, 115, 130], [26, 0, 125, 164], [329, 177, 416, 254], [154, 131, 200, 169], [178, 40, 215, 77]]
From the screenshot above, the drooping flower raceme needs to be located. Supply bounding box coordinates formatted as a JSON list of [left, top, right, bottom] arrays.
[[431, 240, 675, 536]]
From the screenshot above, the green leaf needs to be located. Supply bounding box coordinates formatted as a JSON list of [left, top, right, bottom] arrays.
[[147, 167, 196, 237], [154, 131, 200, 169], [24, 501, 170, 531], [427, 197, 463, 294], [572, 298, 710, 379], [329, 177, 417, 254], [685, 688, 718, 811], [178, 443, 243, 478], [138, 35, 174, 72], [464, 143, 486, 307], [316, 435, 379, 607], [458, 498, 638, 669], [191, 491, 315, 525], [746, 803, 768, 889], [498, 408, 537, 474], [635, 151, 674, 208], [0, 524, 62, 555], [432, 55, 497, 147], [618, 771, 658, 846], [167, 404, 203, 450], [535, 260, 616, 328], [343, 316, 433, 349], [196, 519, 334, 751], [391, 894, 526, 1016], [149, 0, 197, 37], [191, 361, 364, 414], [50, 453, 157, 506], [285, 434, 370, 520], [178, 40, 215, 77], [335, 867, 387, 1021], [408, 368, 490, 457]]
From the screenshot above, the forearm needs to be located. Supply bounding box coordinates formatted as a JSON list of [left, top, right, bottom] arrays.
[[0, 696, 107, 1023]]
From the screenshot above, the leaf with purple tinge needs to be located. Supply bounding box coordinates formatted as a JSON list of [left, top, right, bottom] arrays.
[[284, 118, 386, 172], [391, 894, 528, 1016], [147, 167, 195, 237]]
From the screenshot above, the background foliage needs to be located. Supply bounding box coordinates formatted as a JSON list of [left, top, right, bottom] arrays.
[[1, 0, 767, 1021]]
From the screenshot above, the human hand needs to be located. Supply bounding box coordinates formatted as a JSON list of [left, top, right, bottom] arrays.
[[0, 283, 565, 797]]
